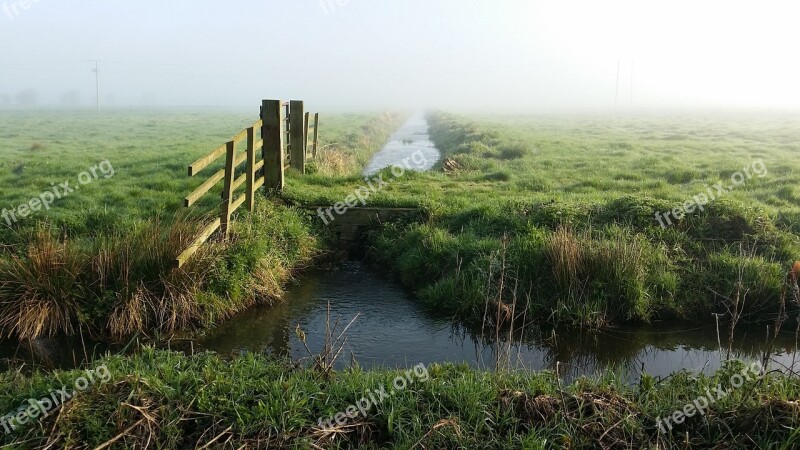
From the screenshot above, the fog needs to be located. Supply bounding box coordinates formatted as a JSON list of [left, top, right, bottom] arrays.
[[1, 0, 799, 112]]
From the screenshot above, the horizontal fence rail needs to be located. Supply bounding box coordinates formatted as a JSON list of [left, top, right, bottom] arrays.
[[175, 99, 319, 268]]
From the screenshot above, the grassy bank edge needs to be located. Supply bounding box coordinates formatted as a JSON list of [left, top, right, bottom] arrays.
[[0, 349, 798, 448], [365, 111, 800, 329]]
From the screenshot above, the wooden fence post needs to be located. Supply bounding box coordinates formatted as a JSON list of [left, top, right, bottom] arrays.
[[284, 103, 291, 163], [304, 112, 310, 158], [313, 113, 319, 158], [262, 99, 284, 193], [245, 126, 256, 211], [289, 100, 305, 173], [220, 141, 235, 236]]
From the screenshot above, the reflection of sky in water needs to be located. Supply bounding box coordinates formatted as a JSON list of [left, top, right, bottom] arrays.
[[199, 263, 800, 382], [363, 112, 440, 176], [3, 262, 798, 381]]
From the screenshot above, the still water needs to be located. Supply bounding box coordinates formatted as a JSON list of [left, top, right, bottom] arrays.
[[363, 113, 440, 175], [3, 253, 799, 380], [198, 262, 800, 381]]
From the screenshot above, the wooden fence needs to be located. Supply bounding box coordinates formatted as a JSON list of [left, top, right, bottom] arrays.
[[175, 99, 319, 267]]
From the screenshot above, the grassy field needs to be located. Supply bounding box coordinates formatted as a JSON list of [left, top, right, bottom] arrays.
[[285, 111, 800, 329], [0, 109, 403, 339], [4, 109, 797, 335], [3, 108, 800, 331], [0, 110, 401, 241], [0, 349, 798, 449], [2, 110, 800, 449]]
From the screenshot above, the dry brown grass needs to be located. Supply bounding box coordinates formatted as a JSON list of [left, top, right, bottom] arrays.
[[249, 255, 289, 304], [548, 226, 584, 295], [314, 144, 357, 176], [100, 215, 220, 337], [0, 230, 85, 339], [545, 226, 651, 326], [500, 388, 641, 449], [0, 214, 223, 340]]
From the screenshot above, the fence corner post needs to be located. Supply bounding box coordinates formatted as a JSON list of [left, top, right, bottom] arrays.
[[313, 113, 319, 159], [289, 100, 305, 173]]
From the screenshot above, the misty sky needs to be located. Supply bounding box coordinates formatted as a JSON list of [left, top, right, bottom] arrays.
[[1, 0, 799, 112]]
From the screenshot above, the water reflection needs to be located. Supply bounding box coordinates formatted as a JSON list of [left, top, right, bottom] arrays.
[[3, 262, 798, 381], [199, 262, 800, 381]]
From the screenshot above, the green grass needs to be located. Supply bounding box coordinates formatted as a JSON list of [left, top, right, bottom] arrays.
[[284, 111, 800, 328], [2, 110, 800, 448], [0, 110, 400, 243], [0, 349, 798, 448], [0, 110, 248, 242], [3, 108, 799, 330], [0, 109, 401, 339]]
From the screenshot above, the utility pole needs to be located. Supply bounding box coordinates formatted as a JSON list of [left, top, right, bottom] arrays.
[[92, 61, 100, 112]]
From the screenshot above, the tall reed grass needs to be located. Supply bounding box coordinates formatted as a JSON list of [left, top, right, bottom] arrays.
[[0, 200, 319, 340]]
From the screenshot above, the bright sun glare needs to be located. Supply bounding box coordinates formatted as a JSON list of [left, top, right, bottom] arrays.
[[524, 0, 800, 108]]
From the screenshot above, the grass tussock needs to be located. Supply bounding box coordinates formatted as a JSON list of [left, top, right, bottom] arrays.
[[546, 226, 652, 326], [0, 230, 85, 339], [0, 200, 320, 340], [97, 215, 219, 337]]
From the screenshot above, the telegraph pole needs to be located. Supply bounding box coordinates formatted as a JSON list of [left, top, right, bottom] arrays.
[[92, 61, 100, 112]]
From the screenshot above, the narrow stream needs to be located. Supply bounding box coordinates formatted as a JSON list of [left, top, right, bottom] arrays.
[[6, 262, 799, 380], [197, 263, 800, 381], [363, 112, 440, 175]]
